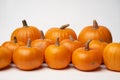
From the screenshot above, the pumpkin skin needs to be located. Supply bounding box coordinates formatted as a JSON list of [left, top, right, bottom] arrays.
[[103, 43, 120, 71], [11, 20, 41, 44], [0, 46, 12, 69], [45, 38, 71, 69], [89, 40, 108, 63], [45, 24, 77, 43], [72, 40, 102, 71], [13, 39, 43, 70], [78, 20, 112, 46]]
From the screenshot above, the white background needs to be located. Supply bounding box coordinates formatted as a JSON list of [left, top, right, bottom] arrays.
[[0, 0, 120, 80]]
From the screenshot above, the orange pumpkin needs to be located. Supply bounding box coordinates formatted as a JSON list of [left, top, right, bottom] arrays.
[[2, 36, 25, 54], [0, 46, 12, 69], [31, 30, 54, 61], [45, 38, 71, 69], [103, 43, 120, 71], [60, 35, 82, 61], [11, 20, 41, 44], [13, 39, 43, 70], [78, 20, 112, 46], [89, 39, 108, 63], [72, 40, 102, 71], [45, 24, 77, 43]]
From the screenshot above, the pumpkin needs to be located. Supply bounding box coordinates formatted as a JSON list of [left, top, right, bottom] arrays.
[[31, 30, 54, 62], [11, 20, 41, 44], [0, 46, 12, 69], [13, 39, 43, 70], [45, 38, 71, 69], [78, 20, 112, 46], [45, 24, 77, 43], [2, 36, 25, 54], [89, 39, 108, 63], [103, 43, 120, 71], [72, 40, 102, 71], [60, 35, 82, 61]]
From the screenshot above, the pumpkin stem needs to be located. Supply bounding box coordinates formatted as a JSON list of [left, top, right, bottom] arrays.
[[55, 37, 60, 46], [69, 35, 74, 41], [85, 40, 91, 51], [60, 24, 70, 29], [93, 20, 99, 29], [40, 30, 45, 39], [22, 20, 28, 27], [13, 36, 17, 43], [27, 38, 31, 47]]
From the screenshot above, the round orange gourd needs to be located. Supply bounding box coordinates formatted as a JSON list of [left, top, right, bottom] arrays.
[[103, 43, 120, 71], [13, 39, 43, 70], [45, 38, 71, 69], [0, 46, 12, 69], [2, 36, 25, 54], [31, 30, 54, 61], [11, 20, 41, 44], [78, 20, 112, 46], [89, 39, 108, 63], [45, 24, 77, 43], [72, 40, 102, 71], [60, 35, 82, 61]]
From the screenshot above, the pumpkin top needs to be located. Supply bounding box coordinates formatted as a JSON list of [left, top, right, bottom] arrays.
[[55, 37, 60, 46], [85, 40, 92, 51], [60, 24, 70, 29], [40, 30, 45, 39], [22, 20, 28, 27], [27, 38, 31, 47]]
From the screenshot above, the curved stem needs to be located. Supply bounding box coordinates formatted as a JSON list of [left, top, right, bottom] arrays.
[[55, 37, 60, 46], [40, 30, 45, 39], [13, 36, 17, 43], [93, 20, 99, 29], [22, 20, 28, 27], [85, 40, 91, 51], [27, 38, 31, 47], [60, 24, 70, 29]]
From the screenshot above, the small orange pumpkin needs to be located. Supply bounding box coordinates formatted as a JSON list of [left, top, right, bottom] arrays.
[[0, 46, 12, 69], [78, 20, 112, 46], [89, 39, 108, 63], [11, 20, 41, 44], [72, 40, 102, 71], [2, 36, 25, 54], [45, 38, 71, 69], [31, 30, 54, 62], [13, 39, 43, 70], [103, 43, 120, 71], [45, 24, 77, 43]]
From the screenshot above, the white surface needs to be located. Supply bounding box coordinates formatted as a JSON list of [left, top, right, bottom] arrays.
[[0, 0, 120, 80], [0, 64, 120, 80]]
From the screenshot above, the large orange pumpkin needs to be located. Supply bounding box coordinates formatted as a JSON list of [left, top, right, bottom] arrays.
[[11, 20, 41, 44], [103, 43, 120, 71], [45, 38, 71, 69], [78, 20, 112, 46], [45, 24, 77, 43], [0, 46, 12, 69], [13, 39, 43, 70], [89, 39, 108, 63], [72, 40, 102, 71]]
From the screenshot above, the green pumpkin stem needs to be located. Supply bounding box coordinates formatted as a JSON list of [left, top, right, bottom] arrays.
[[60, 24, 70, 29], [27, 38, 31, 47], [13, 36, 17, 43], [22, 20, 28, 27], [55, 37, 60, 46], [93, 20, 99, 29], [69, 35, 74, 41], [40, 30, 45, 39], [85, 40, 91, 51]]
